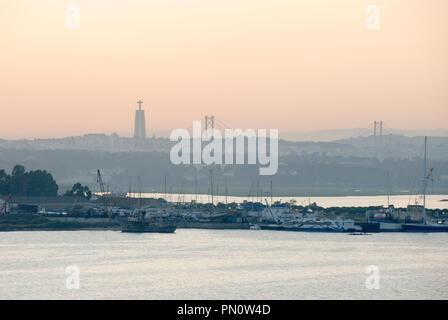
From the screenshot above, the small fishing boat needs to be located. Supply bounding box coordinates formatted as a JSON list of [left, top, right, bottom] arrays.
[[121, 210, 176, 233]]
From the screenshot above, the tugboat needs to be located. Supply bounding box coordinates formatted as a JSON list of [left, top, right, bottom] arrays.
[[121, 210, 176, 233], [363, 205, 403, 232]]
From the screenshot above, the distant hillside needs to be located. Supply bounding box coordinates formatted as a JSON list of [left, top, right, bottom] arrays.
[[1, 133, 448, 161], [0, 148, 447, 197], [333, 135, 448, 161], [279, 128, 448, 142]]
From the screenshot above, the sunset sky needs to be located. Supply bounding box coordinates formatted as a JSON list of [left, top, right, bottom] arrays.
[[1, 0, 447, 139]]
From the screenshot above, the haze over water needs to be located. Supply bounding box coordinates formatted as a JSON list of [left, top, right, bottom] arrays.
[[1, 230, 447, 299]]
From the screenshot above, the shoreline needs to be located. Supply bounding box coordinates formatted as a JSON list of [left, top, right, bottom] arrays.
[[0, 227, 121, 232]]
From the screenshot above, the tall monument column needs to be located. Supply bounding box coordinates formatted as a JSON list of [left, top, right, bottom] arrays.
[[134, 99, 147, 139]]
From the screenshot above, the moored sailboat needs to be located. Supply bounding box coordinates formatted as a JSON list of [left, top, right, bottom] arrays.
[[401, 137, 448, 232]]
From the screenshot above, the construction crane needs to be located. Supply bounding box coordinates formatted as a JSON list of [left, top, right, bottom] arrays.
[[0, 194, 11, 214], [97, 169, 112, 218]]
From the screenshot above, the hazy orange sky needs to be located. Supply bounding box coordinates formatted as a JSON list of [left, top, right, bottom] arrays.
[[1, 0, 447, 138]]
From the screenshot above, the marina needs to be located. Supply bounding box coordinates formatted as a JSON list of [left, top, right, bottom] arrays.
[[1, 138, 446, 234], [2, 200, 446, 233], [1, 190, 447, 234], [127, 193, 448, 210]]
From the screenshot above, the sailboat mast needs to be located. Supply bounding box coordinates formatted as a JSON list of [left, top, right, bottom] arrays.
[[387, 171, 390, 207], [194, 172, 198, 204], [423, 136, 427, 213], [225, 179, 228, 204], [138, 177, 141, 209], [128, 184, 131, 209], [164, 174, 167, 200], [210, 169, 213, 205]]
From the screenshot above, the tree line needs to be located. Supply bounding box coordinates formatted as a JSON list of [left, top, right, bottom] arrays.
[[0, 165, 92, 199], [0, 165, 59, 196]]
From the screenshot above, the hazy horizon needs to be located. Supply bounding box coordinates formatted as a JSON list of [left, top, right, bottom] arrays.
[[2, 127, 448, 142], [1, 0, 447, 139]]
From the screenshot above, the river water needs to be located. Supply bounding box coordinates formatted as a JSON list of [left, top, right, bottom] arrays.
[[0, 230, 447, 299]]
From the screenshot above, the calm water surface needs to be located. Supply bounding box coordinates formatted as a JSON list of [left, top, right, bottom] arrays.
[[0, 230, 447, 299]]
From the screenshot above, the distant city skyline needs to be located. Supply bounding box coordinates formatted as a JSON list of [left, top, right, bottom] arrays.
[[1, 0, 447, 139], [2, 126, 448, 142]]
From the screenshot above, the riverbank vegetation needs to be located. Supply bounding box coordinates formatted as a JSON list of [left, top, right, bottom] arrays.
[[0, 213, 83, 231]]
